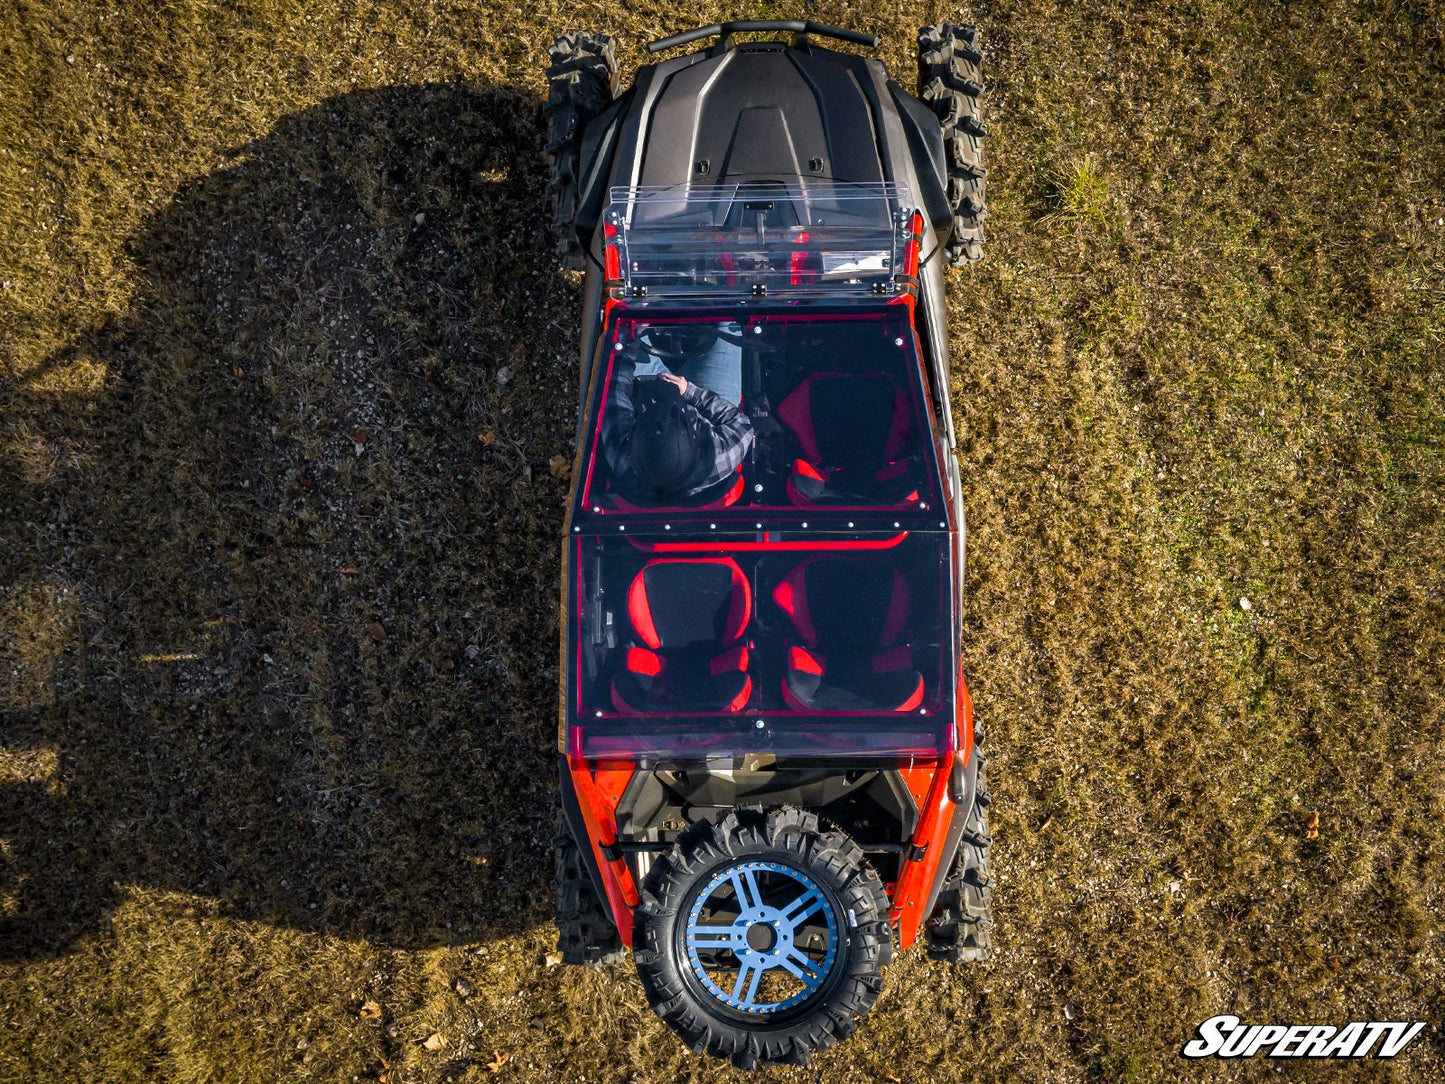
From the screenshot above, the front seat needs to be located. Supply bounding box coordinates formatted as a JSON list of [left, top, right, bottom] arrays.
[[776, 372, 921, 506]]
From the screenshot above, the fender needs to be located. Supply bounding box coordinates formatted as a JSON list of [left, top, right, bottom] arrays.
[[557, 757, 610, 918]]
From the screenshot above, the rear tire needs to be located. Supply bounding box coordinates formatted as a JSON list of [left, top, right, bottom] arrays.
[[553, 808, 625, 966], [925, 738, 993, 962], [543, 32, 618, 270], [917, 23, 988, 265], [634, 807, 892, 1069]]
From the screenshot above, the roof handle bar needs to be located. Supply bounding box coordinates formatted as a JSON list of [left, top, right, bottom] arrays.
[[647, 20, 880, 55]]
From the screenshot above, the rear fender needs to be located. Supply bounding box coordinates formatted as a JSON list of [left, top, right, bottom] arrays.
[[557, 758, 610, 914], [891, 670, 974, 944], [921, 748, 981, 921], [890, 755, 954, 947], [564, 753, 640, 944]]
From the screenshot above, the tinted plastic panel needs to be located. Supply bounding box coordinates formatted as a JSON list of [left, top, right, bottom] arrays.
[[567, 530, 955, 764], [609, 182, 909, 300], [576, 306, 946, 527]]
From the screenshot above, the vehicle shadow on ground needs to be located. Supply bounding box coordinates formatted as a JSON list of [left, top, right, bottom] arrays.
[[1, 82, 581, 958]]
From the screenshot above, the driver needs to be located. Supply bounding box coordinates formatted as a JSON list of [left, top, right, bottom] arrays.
[[601, 363, 754, 503]]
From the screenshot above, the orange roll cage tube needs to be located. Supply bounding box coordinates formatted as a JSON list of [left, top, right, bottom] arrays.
[[957, 664, 974, 766]]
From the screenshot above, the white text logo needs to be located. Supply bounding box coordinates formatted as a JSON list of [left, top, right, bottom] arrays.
[[1181, 1015, 1426, 1059]]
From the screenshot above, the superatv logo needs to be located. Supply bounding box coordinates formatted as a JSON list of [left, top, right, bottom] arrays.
[[1182, 1015, 1426, 1059]]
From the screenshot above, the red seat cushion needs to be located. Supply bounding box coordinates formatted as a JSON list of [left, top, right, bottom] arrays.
[[607, 465, 745, 511], [777, 372, 919, 507], [772, 558, 907, 651]]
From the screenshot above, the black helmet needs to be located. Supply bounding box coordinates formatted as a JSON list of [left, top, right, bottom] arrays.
[[630, 378, 699, 494]]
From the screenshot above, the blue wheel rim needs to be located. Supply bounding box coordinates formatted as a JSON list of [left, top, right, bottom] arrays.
[[683, 860, 840, 1015]]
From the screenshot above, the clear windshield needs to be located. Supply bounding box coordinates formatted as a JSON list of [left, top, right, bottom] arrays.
[[576, 307, 945, 526], [607, 181, 913, 301]]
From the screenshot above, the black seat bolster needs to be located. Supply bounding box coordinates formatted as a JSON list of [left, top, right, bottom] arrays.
[[612, 647, 751, 713], [782, 667, 924, 713]]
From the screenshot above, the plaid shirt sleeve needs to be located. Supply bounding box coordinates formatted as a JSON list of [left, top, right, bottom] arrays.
[[599, 352, 638, 481], [683, 383, 754, 493]]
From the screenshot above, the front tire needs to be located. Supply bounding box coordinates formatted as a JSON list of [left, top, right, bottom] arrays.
[[917, 23, 988, 265], [543, 32, 618, 270], [633, 807, 892, 1069]]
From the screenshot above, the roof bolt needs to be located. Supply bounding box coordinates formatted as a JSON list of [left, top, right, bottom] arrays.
[[895, 337, 904, 346], [755, 719, 765, 729]]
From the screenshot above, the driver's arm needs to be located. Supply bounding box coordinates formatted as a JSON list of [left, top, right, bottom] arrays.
[[683, 383, 754, 481], [599, 353, 639, 477]]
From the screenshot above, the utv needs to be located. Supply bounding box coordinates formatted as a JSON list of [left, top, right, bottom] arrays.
[[545, 20, 991, 1068]]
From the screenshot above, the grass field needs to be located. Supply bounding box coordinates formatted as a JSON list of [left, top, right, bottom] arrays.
[[2, 0, 1443, 1080]]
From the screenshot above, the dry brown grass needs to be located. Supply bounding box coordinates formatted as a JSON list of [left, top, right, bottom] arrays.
[[2, 0, 1442, 1081]]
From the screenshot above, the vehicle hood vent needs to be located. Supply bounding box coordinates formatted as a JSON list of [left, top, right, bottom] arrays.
[[720, 107, 801, 178]]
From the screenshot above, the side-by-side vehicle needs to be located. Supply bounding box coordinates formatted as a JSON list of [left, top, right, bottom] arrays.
[[544, 20, 992, 1067]]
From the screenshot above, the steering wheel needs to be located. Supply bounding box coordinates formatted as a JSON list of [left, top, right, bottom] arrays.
[[715, 329, 776, 353], [637, 326, 719, 362]]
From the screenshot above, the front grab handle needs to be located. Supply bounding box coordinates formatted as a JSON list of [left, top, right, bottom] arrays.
[[647, 20, 880, 55]]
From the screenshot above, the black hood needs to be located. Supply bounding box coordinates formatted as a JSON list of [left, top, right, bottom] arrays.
[[636, 44, 888, 187]]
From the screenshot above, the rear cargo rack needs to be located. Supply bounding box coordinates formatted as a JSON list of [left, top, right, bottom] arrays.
[[603, 182, 919, 302]]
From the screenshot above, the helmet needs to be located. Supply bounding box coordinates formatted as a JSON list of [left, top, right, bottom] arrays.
[[630, 378, 699, 494]]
